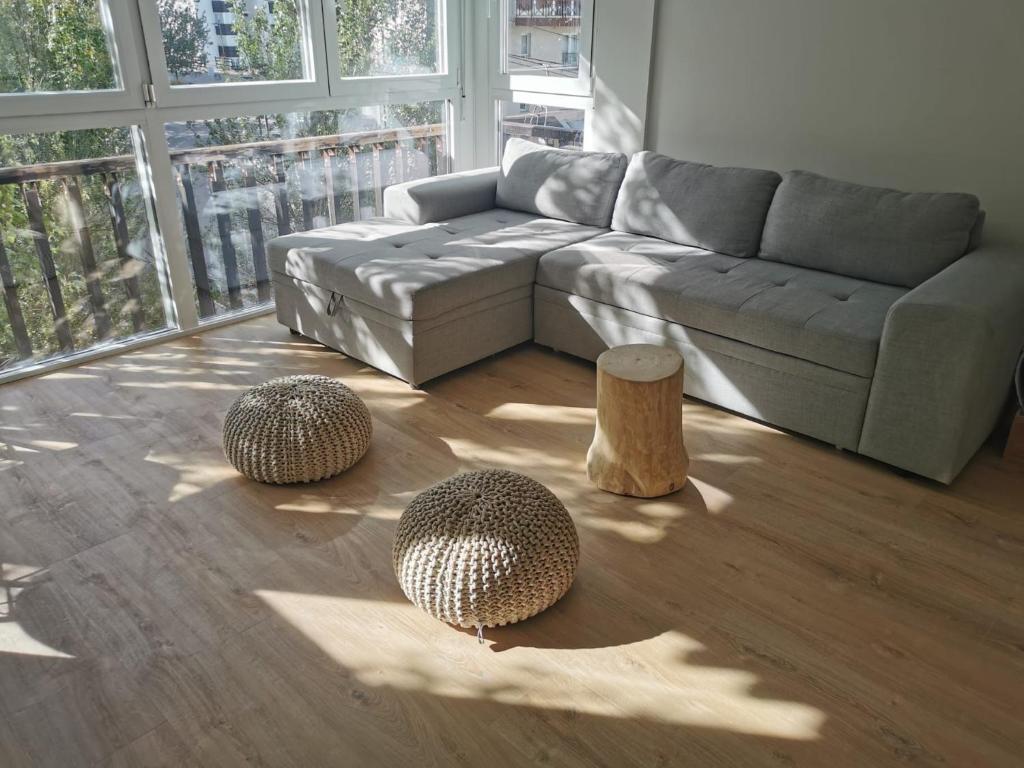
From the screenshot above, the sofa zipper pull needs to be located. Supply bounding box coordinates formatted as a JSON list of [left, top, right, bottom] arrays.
[[326, 291, 341, 317]]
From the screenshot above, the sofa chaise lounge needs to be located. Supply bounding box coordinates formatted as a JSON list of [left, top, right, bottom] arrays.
[[269, 138, 1024, 484]]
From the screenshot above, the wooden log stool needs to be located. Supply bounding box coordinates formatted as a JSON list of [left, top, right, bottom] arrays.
[[587, 344, 689, 498]]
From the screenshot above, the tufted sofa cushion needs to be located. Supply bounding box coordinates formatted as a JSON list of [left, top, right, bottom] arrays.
[[537, 232, 908, 377], [611, 151, 782, 258], [268, 209, 605, 321], [760, 171, 981, 288], [496, 138, 628, 228]]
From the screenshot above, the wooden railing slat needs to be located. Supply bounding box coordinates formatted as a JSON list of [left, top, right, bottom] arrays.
[[241, 160, 271, 304], [395, 143, 405, 184], [176, 165, 216, 319], [103, 173, 146, 333], [208, 162, 242, 310], [298, 151, 316, 232], [349, 149, 362, 221], [0, 234, 33, 361], [272, 154, 291, 236], [371, 144, 384, 215], [22, 182, 74, 354], [63, 177, 112, 340], [322, 150, 337, 227]]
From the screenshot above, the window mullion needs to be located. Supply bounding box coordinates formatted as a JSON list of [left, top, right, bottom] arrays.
[[137, 111, 201, 330]]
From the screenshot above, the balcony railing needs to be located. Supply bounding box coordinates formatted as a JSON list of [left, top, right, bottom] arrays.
[[0, 123, 446, 371], [513, 0, 581, 24]]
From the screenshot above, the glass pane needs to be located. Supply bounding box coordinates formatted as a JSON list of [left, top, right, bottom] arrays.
[[499, 101, 584, 155], [157, 0, 308, 86], [0, 0, 119, 94], [506, 0, 582, 78], [0, 128, 171, 373], [336, 0, 441, 78], [165, 100, 448, 321]]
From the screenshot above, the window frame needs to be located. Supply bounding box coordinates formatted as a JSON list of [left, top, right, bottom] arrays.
[[321, 0, 461, 97], [136, 0, 332, 108], [492, 0, 594, 98], [0, 0, 147, 118]]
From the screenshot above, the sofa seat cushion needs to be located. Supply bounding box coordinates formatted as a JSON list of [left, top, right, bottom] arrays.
[[536, 232, 908, 377], [268, 209, 605, 321], [760, 170, 980, 287], [611, 151, 781, 258]]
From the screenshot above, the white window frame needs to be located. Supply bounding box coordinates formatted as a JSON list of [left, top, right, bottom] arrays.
[[491, 0, 594, 98], [322, 0, 461, 97], [0, 0, 147, 118], [136, 0, 331, 108]]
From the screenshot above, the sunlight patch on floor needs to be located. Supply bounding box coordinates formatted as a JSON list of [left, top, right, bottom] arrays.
[[27, 440, 79, 451], [441, 438, 580, 471], [118, 380, 248, 391], [687, 477, 735, 514], [486, 402, 596, 425], [145, 450, 239, 502], [256, 590, 825, 741]]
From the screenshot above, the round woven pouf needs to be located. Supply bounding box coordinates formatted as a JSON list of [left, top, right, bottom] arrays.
[[223, 375, 372, 484], [393, 469, 579, 632]]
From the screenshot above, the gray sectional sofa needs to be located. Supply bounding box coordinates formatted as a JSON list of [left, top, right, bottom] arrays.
[[269, 137, 1024, 484]]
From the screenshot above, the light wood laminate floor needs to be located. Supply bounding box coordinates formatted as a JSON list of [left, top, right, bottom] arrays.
[[1, 316, 1022, 767]]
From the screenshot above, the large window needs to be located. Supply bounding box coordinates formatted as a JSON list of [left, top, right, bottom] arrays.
[[0, 1, 459, 380], [0, 126, 171, 372], [485, 0, 593, 163]]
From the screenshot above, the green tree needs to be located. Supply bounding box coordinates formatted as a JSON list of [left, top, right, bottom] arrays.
[[229, 0, 302, 81], [337, 0, 436, 78], [159, 0, 210, 83], [0, 0, 115, 93]]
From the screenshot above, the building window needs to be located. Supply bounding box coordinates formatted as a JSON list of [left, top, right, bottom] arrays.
[[211, 1, 230, 13], [520, 33, 532, 57], [215, 23, 236, 36], [561, 34, 579, 67], [218, 46, 239, 59]]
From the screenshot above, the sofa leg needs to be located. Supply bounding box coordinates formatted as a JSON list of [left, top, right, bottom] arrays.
[[288, 328, 301, 336]]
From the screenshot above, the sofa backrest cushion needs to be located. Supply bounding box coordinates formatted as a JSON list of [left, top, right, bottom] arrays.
[[496, 137, 628, 228], [610, 151, 782, 258], [759, 170, 981, 288]]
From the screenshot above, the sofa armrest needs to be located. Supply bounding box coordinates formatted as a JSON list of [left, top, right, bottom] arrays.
[[859, 247, 1024, 482], [383, 167, 499, 224]]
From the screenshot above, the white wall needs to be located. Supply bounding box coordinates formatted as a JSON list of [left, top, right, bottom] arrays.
[[587, 0, 656, 155], [646, 0, 1024, 246]]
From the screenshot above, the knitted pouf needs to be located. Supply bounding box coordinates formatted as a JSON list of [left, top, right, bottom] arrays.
[[393, 469, 579, 630], [223, 375, 372, 484]]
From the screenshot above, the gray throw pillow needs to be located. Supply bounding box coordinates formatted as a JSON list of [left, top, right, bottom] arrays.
[[759, 170, 981, 287], [610, 152, 782, 258], [495, 137, 628, 228]]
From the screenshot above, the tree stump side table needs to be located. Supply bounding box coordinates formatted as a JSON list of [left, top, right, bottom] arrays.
[[587, 344, 689, 498]]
